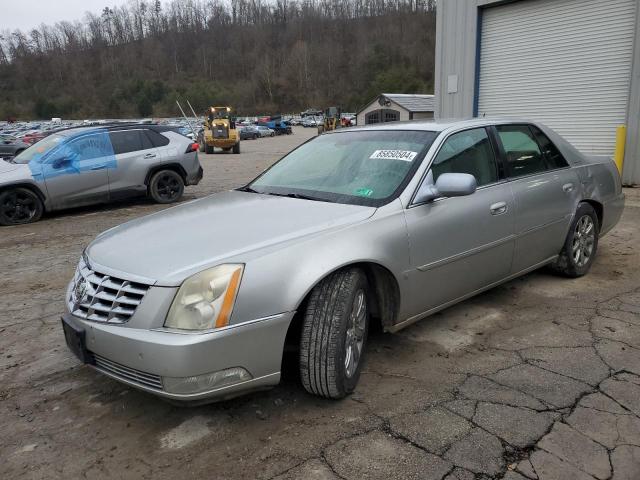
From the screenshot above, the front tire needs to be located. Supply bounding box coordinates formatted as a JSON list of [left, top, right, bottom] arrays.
[[299, 268, 370, 399], [550, 202, 599, 277], [149, 170, 184, 204], [0, 187, 43, 226]]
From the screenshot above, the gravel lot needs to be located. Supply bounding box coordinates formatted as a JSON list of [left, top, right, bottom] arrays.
[[2, 127, 640, 479]]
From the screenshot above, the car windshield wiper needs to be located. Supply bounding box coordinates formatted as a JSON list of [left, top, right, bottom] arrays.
[[265, 192, 331, 203], [236, 186, 259, 193]]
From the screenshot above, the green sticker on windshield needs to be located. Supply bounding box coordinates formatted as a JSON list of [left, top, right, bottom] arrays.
[[356, 188, 373, 197]]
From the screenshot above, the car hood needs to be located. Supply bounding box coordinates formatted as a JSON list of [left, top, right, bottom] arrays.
[[86, 190, 376, 286]]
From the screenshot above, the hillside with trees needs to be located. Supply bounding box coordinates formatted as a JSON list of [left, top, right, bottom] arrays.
[[0, 0, 436, 119]]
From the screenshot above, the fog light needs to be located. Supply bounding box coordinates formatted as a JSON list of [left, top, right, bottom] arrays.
[[163, 367, 252, 394]]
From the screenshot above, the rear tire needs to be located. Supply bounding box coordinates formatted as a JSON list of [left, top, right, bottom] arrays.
[[550, 202, 599, 278], [205, 144, 214, 154], [149, 170, 184, 204], [299, 268, 370, 399], [0, 187, 43, 226], [233, 143, 240, 154]]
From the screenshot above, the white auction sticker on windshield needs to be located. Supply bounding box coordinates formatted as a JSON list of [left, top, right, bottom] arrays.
[[369, 150, 418, 162]]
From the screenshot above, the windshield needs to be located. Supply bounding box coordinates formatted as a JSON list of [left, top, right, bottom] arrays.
[[13, 133, 65, 164], [248, 130, 438, 206]]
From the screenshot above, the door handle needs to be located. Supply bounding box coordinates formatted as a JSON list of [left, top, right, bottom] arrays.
[[90, 165, 106, 170], [144, 153, 156, 159], [562, 183, 574, 193], [490, 202, 508, 215]]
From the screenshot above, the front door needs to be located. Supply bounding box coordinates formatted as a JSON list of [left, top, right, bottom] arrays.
[[41, 132, 113, 209], [403, 127, 515, 318]]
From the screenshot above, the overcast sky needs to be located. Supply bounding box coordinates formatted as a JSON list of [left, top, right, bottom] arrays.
[[0, 0, 133, 32]]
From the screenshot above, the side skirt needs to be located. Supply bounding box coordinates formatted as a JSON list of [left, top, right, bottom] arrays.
[[387, 255, 558, 333]]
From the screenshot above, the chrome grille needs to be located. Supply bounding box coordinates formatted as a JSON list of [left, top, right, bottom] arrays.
[[93, 354, 163, 390], [68, 258, 150, 323]]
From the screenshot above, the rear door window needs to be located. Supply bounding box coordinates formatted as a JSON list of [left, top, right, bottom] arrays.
[[530, 125, 569, 170], [109, 130, 154, 154], [496, 125, 547, 178]]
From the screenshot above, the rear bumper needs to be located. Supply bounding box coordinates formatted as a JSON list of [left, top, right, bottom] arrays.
[[62, 311, 293, 403], [187, 165, 203, 186]]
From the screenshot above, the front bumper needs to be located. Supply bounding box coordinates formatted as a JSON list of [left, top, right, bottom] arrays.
[[62, 311, 294, 402]]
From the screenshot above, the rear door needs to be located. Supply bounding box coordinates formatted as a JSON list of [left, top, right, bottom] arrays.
[[107, 129, 159, 199], [403, 127, 516, 317], [493, 124, 579, 273]]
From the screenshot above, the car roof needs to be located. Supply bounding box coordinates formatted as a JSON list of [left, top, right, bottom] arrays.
[[52, 123, 180, 137], [340, 117, 540, 134]]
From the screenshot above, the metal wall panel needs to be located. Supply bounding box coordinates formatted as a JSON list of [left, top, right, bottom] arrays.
[[477, 0, 636, 158]]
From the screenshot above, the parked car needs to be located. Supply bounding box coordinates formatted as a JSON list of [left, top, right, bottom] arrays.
[[240, 126, 260, 140], [17, 130, 47, 145], [302, 117, 322, 128], [0, 134, 30, 159], [256, 126, 275, 137], [0, 124, 203, 225], [61, 118, 623, 404]]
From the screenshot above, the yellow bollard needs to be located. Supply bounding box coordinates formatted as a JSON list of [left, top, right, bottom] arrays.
[[614, 125, 627, 174]]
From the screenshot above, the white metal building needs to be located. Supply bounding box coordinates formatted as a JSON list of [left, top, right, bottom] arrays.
[[435, 0, 640, 185], [357, 94, 435, 126]]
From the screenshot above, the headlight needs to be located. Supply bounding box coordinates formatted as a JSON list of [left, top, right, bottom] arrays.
[[164, 264, 243, 331]]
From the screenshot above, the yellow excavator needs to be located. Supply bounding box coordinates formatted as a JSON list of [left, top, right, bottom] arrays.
[[201, 106, 240, 154], [317, 106, 342, 134]]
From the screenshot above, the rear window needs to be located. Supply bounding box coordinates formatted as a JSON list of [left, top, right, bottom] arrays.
[[109, 130, 154, 154], [530, 125, 569, 170], [145, 129, 170, 147]]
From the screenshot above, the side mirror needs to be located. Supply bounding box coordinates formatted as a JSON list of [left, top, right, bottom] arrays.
[[52, 156, 70, 169], [414, 172, 477, 204]]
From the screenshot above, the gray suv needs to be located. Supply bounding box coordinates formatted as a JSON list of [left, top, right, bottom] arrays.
[[0, 124, 203, 225], [0, 133, 30, 159]]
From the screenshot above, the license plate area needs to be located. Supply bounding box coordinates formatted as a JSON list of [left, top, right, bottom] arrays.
[[61, 317, 94, 364]]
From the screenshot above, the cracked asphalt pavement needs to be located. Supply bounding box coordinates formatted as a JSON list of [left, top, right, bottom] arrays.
[[1, 128, 639, 479]]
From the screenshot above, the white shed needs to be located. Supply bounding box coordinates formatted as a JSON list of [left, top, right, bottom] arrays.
[[356, 94, 435, 126]]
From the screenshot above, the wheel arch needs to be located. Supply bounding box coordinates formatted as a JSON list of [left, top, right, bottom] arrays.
[[283, 261, 401, 348], [581, 198, 603, 230], [0, 182, 48, 210], [144, 163, 187, 185]]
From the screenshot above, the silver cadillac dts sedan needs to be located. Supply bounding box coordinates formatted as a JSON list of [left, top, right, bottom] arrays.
[[62, 118, 624, 403]]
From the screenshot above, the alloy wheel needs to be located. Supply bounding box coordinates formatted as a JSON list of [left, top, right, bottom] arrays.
[[572, 215, 596, 267], [156, 174, 181, 201], [344, 289, 367, 378], [1, 190, 38, 223]]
